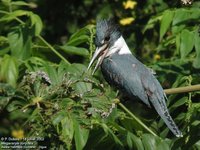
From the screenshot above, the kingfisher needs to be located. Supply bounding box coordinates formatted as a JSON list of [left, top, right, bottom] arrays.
[[87, 19, 182, 137]]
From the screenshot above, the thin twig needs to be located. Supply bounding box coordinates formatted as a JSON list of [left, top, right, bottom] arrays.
[[37, 36, 70, 65], [164, 84, 200, 95]]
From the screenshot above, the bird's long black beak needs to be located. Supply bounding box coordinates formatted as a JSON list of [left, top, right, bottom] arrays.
[[87, 43, 108, 75]]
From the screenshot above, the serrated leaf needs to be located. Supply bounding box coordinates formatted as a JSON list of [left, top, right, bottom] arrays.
[[160, 10, 174, 41], [180, 29, 194, 58], [59, 45, 89, 57]]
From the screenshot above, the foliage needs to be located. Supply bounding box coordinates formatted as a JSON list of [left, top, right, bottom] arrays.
[[0, 0, 200, 149]]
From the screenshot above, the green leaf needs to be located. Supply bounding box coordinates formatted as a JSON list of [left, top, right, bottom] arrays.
[[1, 0, 11, 6], [74, 82, 92, 95], [69, 25, 93, 41], [29, 12, 43, 36], [127, 132, 144, 150], [11, 1, 29, 6], [8, 26, 32, 60], [142, 134, 157, 150], [0, 55, 18, 87], [143, 14, 162, 33], [0, 36, 9, 55], [73, 119, 89, 150], [52, 111, 66, 125], [171, 97, 187, 108], [100, 123, 123, 146], [67, 35, 89, 46], [172, 9, 190, 26], [67, 25, 92, 46], [160, 10, 174, 41], [0, 10, 29, 22], [61, 114, 74, 149], [59, 45, 89, 57], [67, 63, 87, 75], [157, 139, 170, 150], [193, 29, 200, 68], [173, 8, 200, 26], [24, 57, 46, 71], [180, 29, 194, 58], [7, 100, 24, 112], [175, 33, 181, 54], [43, 62, 58, 85]]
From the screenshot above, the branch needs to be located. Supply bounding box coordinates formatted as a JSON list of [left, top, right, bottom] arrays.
[[37, 36, 70, 65], [118, 84, 200, 136], [164, 84, 200, 95]]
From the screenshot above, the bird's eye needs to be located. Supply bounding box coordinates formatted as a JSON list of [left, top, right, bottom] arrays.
[[104, 36, 110, 41]]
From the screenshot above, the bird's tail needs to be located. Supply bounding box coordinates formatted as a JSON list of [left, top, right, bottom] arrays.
[[150, 93, 183, 137]]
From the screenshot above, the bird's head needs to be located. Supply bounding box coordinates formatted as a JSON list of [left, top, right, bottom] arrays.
[[87, 19, 121, 74]]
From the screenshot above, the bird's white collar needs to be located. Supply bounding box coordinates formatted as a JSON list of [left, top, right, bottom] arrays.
[[106, 36, 132, 57]]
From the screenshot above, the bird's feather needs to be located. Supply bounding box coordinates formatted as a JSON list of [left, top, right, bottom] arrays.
[[101, 53, 182, 137]]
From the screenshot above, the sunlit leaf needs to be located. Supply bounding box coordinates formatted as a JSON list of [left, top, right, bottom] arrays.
[[180, 29, 194, 58], [160, 10, 174, 41], [11, 1, 29, 6]]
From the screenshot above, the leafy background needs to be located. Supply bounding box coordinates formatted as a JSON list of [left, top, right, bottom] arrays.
[[0, 0, 200, 149]]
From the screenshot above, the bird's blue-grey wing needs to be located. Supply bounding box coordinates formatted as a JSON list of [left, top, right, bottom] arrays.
[[101, 54, 151, 107], [101, 54, 182, 137]]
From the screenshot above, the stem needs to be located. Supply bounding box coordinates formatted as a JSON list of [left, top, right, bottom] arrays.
[[164, 84, 200, 95], [118, 102, 158, 137], [37, 36, 70, 64]]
